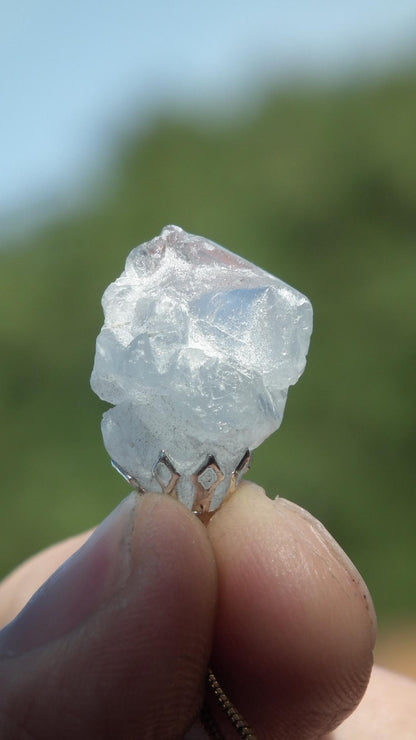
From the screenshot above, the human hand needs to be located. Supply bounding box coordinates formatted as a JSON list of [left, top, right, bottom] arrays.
[[0, 482, 414, 738]]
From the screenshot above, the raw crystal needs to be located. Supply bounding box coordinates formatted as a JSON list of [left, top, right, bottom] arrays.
[[91, 225, 313, 510]]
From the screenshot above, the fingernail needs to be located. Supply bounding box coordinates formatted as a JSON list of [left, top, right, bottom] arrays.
[[0, 492, 141, 657]]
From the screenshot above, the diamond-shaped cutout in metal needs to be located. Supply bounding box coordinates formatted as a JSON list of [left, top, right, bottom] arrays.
[[192, 454, 224, 515], [152, 451, 180, 497], [198, 465, 219, 491]]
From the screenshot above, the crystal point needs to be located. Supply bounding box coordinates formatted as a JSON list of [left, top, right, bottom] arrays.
[[91, 225, 313, 509]]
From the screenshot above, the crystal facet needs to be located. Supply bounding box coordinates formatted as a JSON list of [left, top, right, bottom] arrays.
[[91, 225, 313, 510]]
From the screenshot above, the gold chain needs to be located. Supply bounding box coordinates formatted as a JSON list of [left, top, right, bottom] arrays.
[[200, 668, 257, 739]]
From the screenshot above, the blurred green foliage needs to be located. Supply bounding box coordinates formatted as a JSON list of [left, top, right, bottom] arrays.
[[0, 73, 415, 624]]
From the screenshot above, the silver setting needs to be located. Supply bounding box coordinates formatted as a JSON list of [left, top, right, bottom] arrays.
[[191, 455, 225, 516], [111, 449, 251, 517], [152, 450, 180, 498], [230, 448, 251, 492], [111, 459, 145, 493]]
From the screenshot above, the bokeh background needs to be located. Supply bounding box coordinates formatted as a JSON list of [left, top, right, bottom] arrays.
[[1, 1, 415, 676]]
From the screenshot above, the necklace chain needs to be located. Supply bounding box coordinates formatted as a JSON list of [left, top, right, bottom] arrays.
[[201, 668, 257, 739]]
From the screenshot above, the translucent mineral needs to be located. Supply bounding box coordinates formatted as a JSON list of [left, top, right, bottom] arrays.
[[91, 225, 313, 510]]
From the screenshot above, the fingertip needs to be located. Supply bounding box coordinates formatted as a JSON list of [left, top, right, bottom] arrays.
[[276, 495, 377, 647], [208, 482, 376, 738], [0, 493, 217, 739]]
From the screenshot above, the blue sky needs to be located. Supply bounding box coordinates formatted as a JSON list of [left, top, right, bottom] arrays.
[[2, 1, 416, 227]]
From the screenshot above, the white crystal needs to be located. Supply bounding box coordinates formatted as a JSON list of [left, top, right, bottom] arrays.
[[91, 225, 313, 510]]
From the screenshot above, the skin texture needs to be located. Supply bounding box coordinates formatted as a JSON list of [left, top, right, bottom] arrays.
[[0, 481, 414, 739]]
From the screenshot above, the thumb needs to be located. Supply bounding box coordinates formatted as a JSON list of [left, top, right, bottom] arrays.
[[0, 493, 217, 739]]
